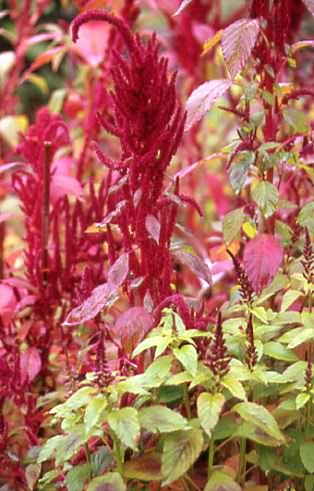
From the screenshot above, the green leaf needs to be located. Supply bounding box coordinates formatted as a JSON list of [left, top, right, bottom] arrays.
[[233, 402, 285, 444], [51, 386, 95, 416], [38, 435, 64, 463], [132, 336, 166, 357], [305, 475, 314, 491], [204, 470, 241, 491], [173, 345, 198, 376], [90, 446, 113, 475], [139, 405, 189, 433], [197, 392, 225, 436], [235, 422, 283, 447], [142, 355, 173, 387], [263, 342, 298, 362], [252, 181, 279, 218], [228, 151, 255, 194], [221, 374, 246, 400], [66, 464, 91, 491], [86, 473, 126, 491], [298, 202, 314, 230], [300, 442, 314, 473], [84, 397, 107, 433], [55, 431, 87, 466], [288, 328, 314, 349], [161, 429, 204, 485], [158, 385, 184, 403], [108, 408, 140, 450], [48, 88, 67, 113], [25, 463, 41, 491], [296, 393, 310, 410], [124, 453, 162, 481], [223, 207, 245, 244], [283, 107, 309, 133], [281, 290, 303, 312]]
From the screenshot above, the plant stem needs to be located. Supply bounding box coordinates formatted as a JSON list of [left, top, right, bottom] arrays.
[[112, 432, 124, 475], [183, 384, 192, 420], [42, 142, 52, 287], [237, 437, 246, 485], [208, 438, 214, 478]]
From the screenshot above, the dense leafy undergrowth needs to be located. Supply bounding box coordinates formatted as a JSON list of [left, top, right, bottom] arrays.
[[2, 0, 314, 490]]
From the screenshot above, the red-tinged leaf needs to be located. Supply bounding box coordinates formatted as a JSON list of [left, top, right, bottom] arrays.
[[28, 47, 65, 73], [0, 161, 25, 173], [51, 175, 83, 203], [243, 234, 283, 294], [25, 32, 62, 47], [174, 0, 193, 16], [20, 347, 42, 383], [63, 282, 113, 326], [175, 251, 212, 285], [302, 0, 314, 15], [185, 79, 232, 131], [95, 200, 127, 228], [108, 253, 129, 291], [172, 153, 223, 181], [73, 20, 109, 66], [113, 307, 153, 352], [145, 215, 161, 244], [0, 212, 11, 223], [0, 284, 16, 324], [222, 18, 260, 78]]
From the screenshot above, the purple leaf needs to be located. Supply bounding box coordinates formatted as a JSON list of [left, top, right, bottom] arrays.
[[145, 215, 161, 244], [185, 79, 232, 131], [174, 0, 193, 15], [175, 251, 212, 285], [243, 234, 283, 294], [113, 307, 153, 352], [222, 18, 260, 78], [63, 282, 113, 326], [108, 253, 129, 291], [20, 347, 42, 383], [302, 0, 314, 15]]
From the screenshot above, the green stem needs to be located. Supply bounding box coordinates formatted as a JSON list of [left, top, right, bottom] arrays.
[[111, 432, 124, 475], [208, 438, 215, 478], [183, 384, 192, 420], [237, 437, 246, 485]]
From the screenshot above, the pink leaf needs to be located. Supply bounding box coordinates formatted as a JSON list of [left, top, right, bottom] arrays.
[[302, 0, 314, 15], [175, 251, 212, 285], [145, 215, 161, 244], [113, 307, 153, 353], [107, 253, 129, 291], [174, 0, 193, 16], [0, 284, 16, 325], [63, 282, 113, 326], [73, 20, 110, 66], [222, 18, 260, 78], [185, 79, 232, 131], [51, 175, 83, 203], [64, 254, 129, 326], [20, 347, 42, 383], [243, 234, 283, 294]]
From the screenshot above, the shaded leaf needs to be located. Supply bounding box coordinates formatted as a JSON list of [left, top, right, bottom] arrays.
[[66, 464, 91, 491], [161, 429, 204, 485], [185, 79, 232, 130], [139, 405, 189, 433], [107, 253, 129, 291], [243, 234, 283, 293], [233, 402, 285, 444], [228, 151, 255, 194], [283, 107, 309, 133], [113, 307, 153, 353], [86, 473, 126, 491], [205, 470, 241, 491], [174, 250, 212, 284], [222, 18, 260, 78], [302, 0, 314, 15], [300, 442, 314, 473], [124, 453, 162, 481]]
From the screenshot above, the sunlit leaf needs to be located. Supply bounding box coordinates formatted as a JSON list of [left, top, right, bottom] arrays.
[[222, 18, 260, 78], [185, 79, 232, 131]]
